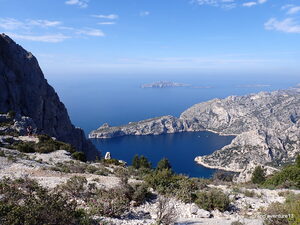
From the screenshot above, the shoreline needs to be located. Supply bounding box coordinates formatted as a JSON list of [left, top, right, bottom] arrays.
[[89, 128, 238, 140], [194, 156, 243, 173]]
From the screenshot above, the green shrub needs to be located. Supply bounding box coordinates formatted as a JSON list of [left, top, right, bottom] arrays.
[[262, 193, 300, 225], [0, 150, 5, 157], [131, 183, 151, 206], [37, 135, 75, 153], [231, 221, 244, 225], [296, 155, 300, 168], [262, 202, 289, 225], [16, 142, 36, 153], [175, 178, 198, 203], [103, 158, 124, 166], [58, 176, 91, 200], [251, 166, 266, 184], [145, 169, 178, 194], [213, 171, 234, 182], [244, 190, 256, 198], [7, 110, 16, 119], [285, 193, 300, 225], [195, 189, 230, 212], [12, 135, 76, 154], [0, 177, 92, 225], [264, 165, 300, 189], [131, 154, 151, 169], [139, 155, 151, 169], [132, 154, 140, 169], [72, 152, 87, 162], [156, 158, 172, 171], [88, 187, 130, 218]]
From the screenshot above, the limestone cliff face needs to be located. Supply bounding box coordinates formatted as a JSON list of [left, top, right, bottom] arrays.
[[0, 34, 97, 157], [89, 116, 184, 138], [184, 89, 300, 170]]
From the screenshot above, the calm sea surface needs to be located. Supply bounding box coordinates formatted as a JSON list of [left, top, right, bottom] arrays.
[[48, 73, 299, 177]]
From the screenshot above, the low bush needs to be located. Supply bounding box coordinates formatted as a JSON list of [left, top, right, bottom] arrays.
[[88, 187, 130, 218], [244, 190, 256, 198], [58, 176, 92, 200], [264, 165, 300, 189], [195, 189, 230, 212], [0, 177, 93, 225], [36, 135, 75, 153], [7, 110, 16, 119], [262, 193, 300, 225], [131, 183, 152, 206], [12, 135, 77, 155], [156, 158, 172, 171], [175, 177, 198, 203], [102, 158, 124, 166], [0, 150, 5, 157], [16, 142, 36, 153], [231, 221, 244, 225], [72, 151, 87, 162], [132, 155, 152, 169], [213, 171, 235, 182], [51, 161, 110, 175], [145, 168, 179, 194], [251, 166, 266, 184]]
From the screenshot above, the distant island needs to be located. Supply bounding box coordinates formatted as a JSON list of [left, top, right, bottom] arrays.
[[141, 81, 190, 88]]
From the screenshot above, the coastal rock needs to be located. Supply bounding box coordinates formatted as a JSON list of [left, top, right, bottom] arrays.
[[90, 87, 300, 175], [0, 34, 97, 158], [89, 115, 185, 138]]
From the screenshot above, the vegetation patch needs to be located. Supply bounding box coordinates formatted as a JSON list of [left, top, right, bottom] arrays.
[[0, 177, 93, 225], [262, 155, 300, 189], [11, 135, 76, 154]]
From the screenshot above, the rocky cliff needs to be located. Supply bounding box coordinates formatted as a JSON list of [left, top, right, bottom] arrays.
[[90, 88, 300, 173], [89, 116, 185, 138], [0, 34, 98, 158]]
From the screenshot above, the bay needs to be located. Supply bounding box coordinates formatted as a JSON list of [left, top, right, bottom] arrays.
[[47, 73, 299, 177], [92, 131, 234, 178]]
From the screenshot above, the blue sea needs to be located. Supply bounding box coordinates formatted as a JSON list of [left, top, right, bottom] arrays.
[[48, 73, 299, 178]]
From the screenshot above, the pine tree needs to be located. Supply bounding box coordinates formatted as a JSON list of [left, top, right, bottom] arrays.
[[156, 158, 172, 171], [139, 155, 151, 169], [251, 166, 266, 184], [132, 154, 140, 169]]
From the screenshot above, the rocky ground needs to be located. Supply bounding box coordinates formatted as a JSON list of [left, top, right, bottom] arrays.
[[1, 142, 298, 225]]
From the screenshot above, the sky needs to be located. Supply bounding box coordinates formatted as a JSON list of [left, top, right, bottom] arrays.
[[0, 0, 300, 76]]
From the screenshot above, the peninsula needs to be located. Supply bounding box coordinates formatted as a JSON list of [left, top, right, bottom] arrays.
[[90, 88, 300, 177]]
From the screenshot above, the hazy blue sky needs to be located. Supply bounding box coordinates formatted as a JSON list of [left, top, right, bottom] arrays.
[[0, 0, 300, 75]]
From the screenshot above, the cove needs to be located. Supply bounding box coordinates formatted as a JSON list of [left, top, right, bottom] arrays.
[[91, 131, 235, 178]]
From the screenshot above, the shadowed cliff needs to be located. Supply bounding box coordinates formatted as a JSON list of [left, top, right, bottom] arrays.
[[0, 34, 98, 159]]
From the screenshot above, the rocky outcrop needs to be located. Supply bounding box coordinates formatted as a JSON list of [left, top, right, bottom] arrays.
[[90, 88, 300, 174], [187, 89, 300, 171], [89, 116, 185, 138], [0, 34, 98, 158]]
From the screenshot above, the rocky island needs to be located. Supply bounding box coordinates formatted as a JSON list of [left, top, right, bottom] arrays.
[[141, 81, 190, 88], [90, 88, 300, 179]]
